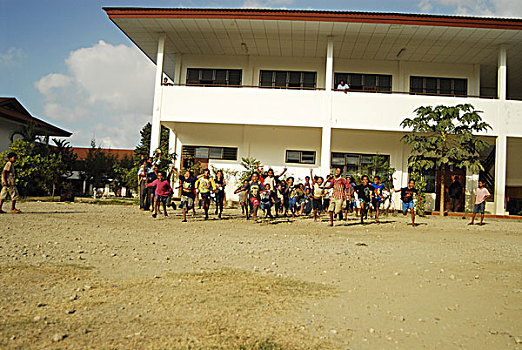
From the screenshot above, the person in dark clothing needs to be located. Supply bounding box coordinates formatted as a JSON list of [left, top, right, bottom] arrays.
[[354, 175, 373, 224], [448, 175, 464, 212], [214, 170, 226, 219]]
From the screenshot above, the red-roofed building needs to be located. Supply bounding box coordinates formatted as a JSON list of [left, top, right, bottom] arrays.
[[0, 97, 71, 151]]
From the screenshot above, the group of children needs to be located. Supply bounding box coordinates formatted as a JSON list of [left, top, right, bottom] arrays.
[[231, 166, 422, 226], [141, 158, 493, 227]]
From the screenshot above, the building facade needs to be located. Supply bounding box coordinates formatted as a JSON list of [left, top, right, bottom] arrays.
[[105, 8, 522, 215]]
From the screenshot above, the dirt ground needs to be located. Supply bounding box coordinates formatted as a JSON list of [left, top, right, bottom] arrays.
[[0, 201, 521, 349]]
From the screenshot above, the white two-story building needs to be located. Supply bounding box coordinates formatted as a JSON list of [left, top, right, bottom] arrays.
[[104, 7, 522, 215]]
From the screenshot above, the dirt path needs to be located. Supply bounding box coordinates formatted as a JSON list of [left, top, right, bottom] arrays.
[[1, 202, 521, 349]]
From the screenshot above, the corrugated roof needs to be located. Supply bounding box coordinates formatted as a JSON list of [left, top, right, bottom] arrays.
[[103, 7, 522, 30]]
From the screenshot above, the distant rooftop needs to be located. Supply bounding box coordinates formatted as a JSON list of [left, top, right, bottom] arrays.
[[0, 97, 71, 137]]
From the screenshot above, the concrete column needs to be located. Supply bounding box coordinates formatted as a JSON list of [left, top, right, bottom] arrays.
[[325, 36, 334, 91], [321, 37, 334, 175], [472, 64, 480, 97], [174, 134, 182, 171], [320, 125, 332, 176], [494, 135, 507, 215], [498, 45, 507, 100], [174, 53, 183, 85], [168, 129, 176, 154], [150, 33, 166, 156]]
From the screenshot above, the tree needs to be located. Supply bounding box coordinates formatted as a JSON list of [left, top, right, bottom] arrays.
[[0, 140, 52, 196], [134, 122, 171, 160], [48, 139, 77, 198], [239, 157, 262, 182], [401, 104, 491, 215], [81, 140, 118, 189]]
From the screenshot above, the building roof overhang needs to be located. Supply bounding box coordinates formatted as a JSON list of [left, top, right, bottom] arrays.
[[104, 8, 522, 30], [0, 98, 72, 138], [104, 8, 522, 97]]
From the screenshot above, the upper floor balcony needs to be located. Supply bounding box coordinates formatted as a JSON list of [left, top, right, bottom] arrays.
[[159, 84, 522, 137]]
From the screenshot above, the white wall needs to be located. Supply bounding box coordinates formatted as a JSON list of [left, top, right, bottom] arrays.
[[0, 119, 19, 152], [166, 123, 322, 200]]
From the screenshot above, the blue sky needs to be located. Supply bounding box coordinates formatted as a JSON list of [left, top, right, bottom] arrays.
[[1, 0, 521, 149]]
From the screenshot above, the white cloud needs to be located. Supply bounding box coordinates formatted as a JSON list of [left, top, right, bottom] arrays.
[[418, 0, 522, 17], [35, 40, 156, 148], [34, 73, 72, 100], [242, 0, 295, 8], [0, 47, 25, 66]]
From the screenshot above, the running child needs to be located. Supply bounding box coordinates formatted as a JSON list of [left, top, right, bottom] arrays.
[[234, 180, 250, 218], [245, 172, 263, 221], [354, 175, 373, 224], [469, 180, 490, 226], [286, 177, 299, 218], [214, 170, 226, 219], [395, 179, 419, 227], [195, 169, 217, 220], [147, 171, 173, 218], [310, 169, 325, 222], [327, 167, 348, 227], [172, 169, 197, 222], [371, 176, 388, 223], [260, 183, 276, 219]]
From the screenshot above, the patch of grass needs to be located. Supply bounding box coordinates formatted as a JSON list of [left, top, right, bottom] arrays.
[[86, 199, 138, 206], [240, 338, 283, 350]]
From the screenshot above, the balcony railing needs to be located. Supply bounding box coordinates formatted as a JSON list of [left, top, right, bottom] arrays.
[[161, 83, 501, 99]]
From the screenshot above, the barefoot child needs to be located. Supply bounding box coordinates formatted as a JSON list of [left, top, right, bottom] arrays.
[[147, 171, 172, 218], [469, 180, 490, 226], [395, 179, 419, 227]]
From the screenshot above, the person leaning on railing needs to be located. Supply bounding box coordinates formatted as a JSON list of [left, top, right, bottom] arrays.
[[337, 80, 350, 94]]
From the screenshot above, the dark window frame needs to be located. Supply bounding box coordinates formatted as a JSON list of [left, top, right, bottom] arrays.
[[409, 76, 468, 96], [285, 150, 316, 164], [182, 145, 238, 161], [186, 68, 242, 87], [260, 70, 317, 90], [331, 152, 391, 176], [334, 72, 392, 92]]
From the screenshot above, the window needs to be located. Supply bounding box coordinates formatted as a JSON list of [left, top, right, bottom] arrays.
[[182, 146, 238, 161], [260, 70, 317, 89], [331, 153, 391, 176], [410, 76, 467, 96], [285, 150, 316, 164], [186, 68, 242, 86], [334, 73, 392, 92]]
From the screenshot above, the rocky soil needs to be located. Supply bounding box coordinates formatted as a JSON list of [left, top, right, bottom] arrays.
[[0, 201, 521, 349]]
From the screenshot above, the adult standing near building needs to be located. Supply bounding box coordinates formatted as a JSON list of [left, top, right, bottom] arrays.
[[448, 175, 464, 212], [0, 153, 21, 214], [138, 158, 147, 211]]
